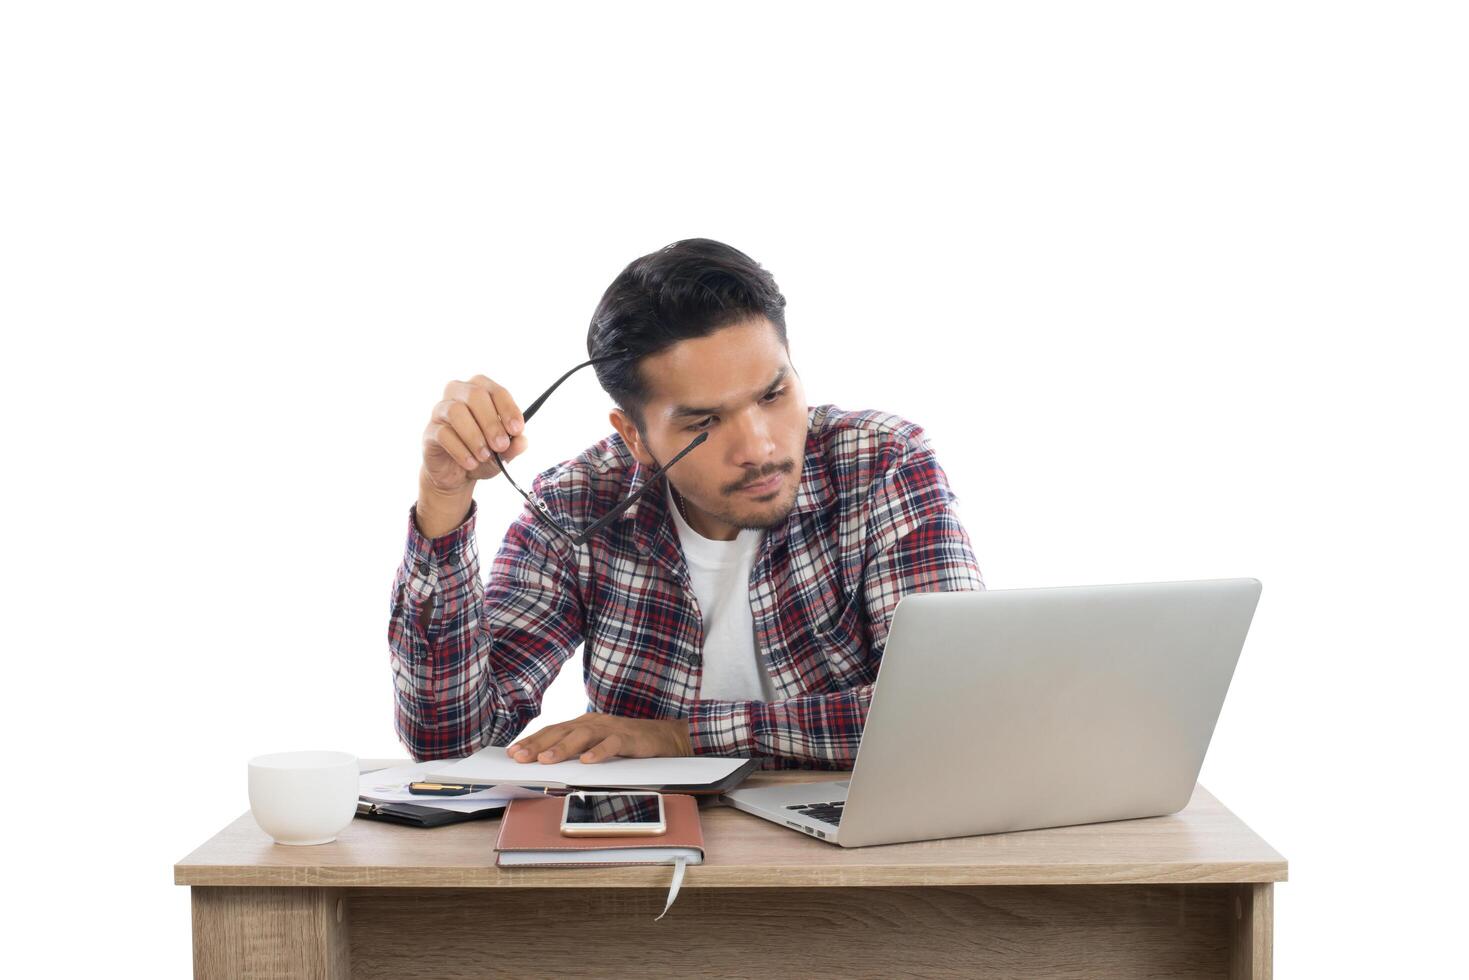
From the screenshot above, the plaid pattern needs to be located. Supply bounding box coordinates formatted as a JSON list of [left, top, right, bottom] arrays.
[[388, 404, 985, 770]]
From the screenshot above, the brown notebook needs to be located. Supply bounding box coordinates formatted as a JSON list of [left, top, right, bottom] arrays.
[[493, 794, 705, 867]]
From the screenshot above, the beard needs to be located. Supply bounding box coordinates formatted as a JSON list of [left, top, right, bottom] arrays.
[[720, 478, 801, 530], [669, 457, 803, 533]]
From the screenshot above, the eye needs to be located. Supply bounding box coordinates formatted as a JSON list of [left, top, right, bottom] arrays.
[[762, 387, 786, 403], [687, 416, 716, 432]]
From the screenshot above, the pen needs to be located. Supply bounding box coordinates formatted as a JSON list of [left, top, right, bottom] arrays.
[[408, 781, 498, 796]]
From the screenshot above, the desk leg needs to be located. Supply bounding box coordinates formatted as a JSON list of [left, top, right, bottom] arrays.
[[191, 886, 350, 980], [1230, 882, 1273, 980]]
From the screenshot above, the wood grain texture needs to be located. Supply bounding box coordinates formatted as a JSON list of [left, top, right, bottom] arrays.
[[176, 771, 1287, 889], [1230, 882, 1273, 979], [192, 886, 349, 979], [343, 884, 1244, 979]]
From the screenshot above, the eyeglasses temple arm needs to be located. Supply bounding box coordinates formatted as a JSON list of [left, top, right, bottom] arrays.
[[522, 354, 622, 423], [572, 431, 709, 545]]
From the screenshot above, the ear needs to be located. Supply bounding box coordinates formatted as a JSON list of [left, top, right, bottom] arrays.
[[609, 408, 655, 466]]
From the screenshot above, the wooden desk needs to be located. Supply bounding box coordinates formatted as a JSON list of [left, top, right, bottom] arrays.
[[176, 765, 1286, 979]]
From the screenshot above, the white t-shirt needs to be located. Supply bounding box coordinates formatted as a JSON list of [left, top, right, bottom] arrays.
[[666, 482, 777, 702]]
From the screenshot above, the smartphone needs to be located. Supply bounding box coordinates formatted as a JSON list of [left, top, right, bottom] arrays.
[[559, 791, 667, 836]]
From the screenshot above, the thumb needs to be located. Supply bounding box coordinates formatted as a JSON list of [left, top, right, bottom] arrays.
[[501, 431, 530, 464]]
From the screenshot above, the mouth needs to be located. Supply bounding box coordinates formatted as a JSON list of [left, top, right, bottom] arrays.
[[737, 473, 784, 496]]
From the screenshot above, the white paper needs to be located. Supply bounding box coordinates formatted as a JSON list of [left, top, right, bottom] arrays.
[[359, 762, 543, 805], [366, 798, 507, 814], [495, 847, 704, 865], [494, 849, 695, 921], [425, 745, 749, 789]]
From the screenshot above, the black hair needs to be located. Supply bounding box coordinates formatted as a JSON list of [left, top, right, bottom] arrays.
[[586, 238, 788, 430]]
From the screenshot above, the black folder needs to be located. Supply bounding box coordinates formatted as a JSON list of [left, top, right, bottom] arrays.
[[355, 798, 506, 828]]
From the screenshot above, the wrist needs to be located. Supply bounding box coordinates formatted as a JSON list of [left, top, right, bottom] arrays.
[[415, 469, 476, 539], [666, 717, 693, 757]]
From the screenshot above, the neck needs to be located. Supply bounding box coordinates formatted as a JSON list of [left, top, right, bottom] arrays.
[[672, 484, 740, 541]]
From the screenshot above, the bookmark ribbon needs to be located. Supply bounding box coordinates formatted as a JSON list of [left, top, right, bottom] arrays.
[[653, 856, 687, 922]]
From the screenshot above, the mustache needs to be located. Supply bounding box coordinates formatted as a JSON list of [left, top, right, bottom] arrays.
[[723, 460, 796, 494]]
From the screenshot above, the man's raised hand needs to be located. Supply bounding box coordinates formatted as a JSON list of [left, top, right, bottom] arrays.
[[421, 374, 529, 495], [413, 374, 530, 538]]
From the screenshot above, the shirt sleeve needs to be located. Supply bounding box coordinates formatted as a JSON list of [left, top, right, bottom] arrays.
[[686, 431, 985, 768], [387, 497, 586, 762]]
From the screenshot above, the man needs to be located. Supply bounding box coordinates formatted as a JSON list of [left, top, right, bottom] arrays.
[[388, 238, 985, 771]]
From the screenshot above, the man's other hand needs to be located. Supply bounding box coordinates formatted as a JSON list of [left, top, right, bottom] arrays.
[[506, 713, 692, 764]]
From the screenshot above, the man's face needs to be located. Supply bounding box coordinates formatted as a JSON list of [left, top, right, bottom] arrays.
[[610, 317, 808, 540]]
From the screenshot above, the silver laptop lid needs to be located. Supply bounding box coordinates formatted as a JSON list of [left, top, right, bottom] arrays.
[[838, 578, 1261, 847]]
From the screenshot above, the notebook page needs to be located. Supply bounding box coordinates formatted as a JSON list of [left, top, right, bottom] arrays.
[[427, 745, 747, 788]]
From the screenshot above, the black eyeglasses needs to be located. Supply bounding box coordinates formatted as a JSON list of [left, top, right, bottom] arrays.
[[490, 354, 709, 548]]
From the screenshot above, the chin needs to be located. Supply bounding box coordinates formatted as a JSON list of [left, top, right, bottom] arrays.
[[730, 487, 799, 531]]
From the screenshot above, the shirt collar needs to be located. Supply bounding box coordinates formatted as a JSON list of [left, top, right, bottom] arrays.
[[789, 422, 837, 515]]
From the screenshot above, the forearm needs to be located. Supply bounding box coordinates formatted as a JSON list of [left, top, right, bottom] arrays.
[[389, 499, 505, 758], [686, 685, 872, 769], [387, 501, 585, 761], [392, 630, 533, 761]]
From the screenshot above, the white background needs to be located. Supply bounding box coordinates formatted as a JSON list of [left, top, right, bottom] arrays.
[[3, 2, 1465, 975]]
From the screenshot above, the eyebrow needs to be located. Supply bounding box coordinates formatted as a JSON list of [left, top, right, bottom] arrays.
[[670, 366, 789, 420]]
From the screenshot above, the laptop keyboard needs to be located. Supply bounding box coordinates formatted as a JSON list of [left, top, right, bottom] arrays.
[[786, 800, 845, 826]]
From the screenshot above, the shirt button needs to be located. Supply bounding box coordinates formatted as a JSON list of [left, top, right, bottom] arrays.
[[415, 559, 430, 576], [689, 653, 703, 668], [443, 551, 457, 567]]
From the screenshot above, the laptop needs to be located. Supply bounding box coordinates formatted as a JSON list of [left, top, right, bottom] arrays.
[[721, 578, 1262, 847]]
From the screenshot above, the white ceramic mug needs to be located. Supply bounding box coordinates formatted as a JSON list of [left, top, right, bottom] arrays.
[[247, 750, 359, 845]]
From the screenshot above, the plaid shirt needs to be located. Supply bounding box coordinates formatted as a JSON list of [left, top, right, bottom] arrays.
[[388, 404, 985, 770]]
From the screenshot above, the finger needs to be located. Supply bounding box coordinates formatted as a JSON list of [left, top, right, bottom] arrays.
[[508, 734, 548, 762], [500, 431, 529, 465], [429, 424, 481, 473], [463, 384, 512, 456], [470, 375, 526, 437], [508, 711, 598, 760], [509, 724, 569, 761], [537, 728, 602, 763], [431, 398, 480, 449], [579, 733, 624, 764], [440, 400, 495, 463]]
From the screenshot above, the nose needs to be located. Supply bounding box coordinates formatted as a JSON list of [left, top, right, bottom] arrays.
[[726, 405, 776, 467]]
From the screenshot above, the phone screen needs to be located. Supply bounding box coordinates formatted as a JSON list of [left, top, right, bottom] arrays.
[[563, 793, 662, 825]]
